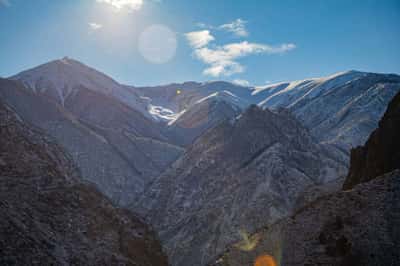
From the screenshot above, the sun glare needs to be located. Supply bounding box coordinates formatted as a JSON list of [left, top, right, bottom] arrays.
[[96, 0, 143, 11]]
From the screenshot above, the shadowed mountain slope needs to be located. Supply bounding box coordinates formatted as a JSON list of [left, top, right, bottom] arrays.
[[0, 76, 183, 206], [0, 100, 168, 266]]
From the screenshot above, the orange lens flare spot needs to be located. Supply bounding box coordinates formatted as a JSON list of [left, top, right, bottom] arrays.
[[254, 254, 277, 266]]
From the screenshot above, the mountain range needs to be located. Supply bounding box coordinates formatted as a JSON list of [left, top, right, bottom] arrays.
[[1, 57, 399, 266]]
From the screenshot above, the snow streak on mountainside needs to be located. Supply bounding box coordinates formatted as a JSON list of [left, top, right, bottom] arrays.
[[255, 71, 400, 151], [140, 70, 400, 154], [165, 91, 247, 146]]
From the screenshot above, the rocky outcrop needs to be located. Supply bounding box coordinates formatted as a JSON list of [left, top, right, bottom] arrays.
[[343, 91, 400, 189], [136, 105, 346, 266], [0, 100, 168, 265]]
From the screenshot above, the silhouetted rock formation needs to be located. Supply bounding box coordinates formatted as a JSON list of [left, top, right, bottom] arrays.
[[343, 91, 400, 189], [0, 101, 168, 266]]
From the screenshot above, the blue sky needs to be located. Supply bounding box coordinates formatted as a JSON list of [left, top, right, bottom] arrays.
[[0, 0, 399, 86]]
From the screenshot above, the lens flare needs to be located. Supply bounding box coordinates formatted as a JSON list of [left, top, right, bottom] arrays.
[[138, 24, 177, 64], [254, 254, 277, 266], [234, 230, 261, 251]]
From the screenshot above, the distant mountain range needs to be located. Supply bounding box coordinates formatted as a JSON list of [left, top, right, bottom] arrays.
[[1, 57, 399, 266], [138, 70, 400, 154]]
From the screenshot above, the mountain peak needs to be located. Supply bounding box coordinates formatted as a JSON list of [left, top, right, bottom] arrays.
[[10, 57, 151, 117], [11, 57, 122, 103]]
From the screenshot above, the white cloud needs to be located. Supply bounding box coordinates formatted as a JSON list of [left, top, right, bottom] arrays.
[[185, 30, 215, 49], [233, 79, 250, 87], [193, 41, 296, 77], [186, 19, 296, 77], [89, 22, 103, 30], [219, 18, 248, 37], [96, 0, 143, 11], [0, 0, 10, 7]]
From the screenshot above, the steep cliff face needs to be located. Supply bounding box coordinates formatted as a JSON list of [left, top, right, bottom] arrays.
[[136, 105, 346, 266], [343, 91, 400, 189], [0, 101, 168, 266]]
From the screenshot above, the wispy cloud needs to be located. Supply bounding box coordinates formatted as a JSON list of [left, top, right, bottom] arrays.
[[185, 30, 215, 49], [219, 18, 248, 37], [191, 41, 296, 77], [0, 0, 10, 7], [96, 0, 143, 11], [89, 22, 103, 30], [186, 19, 295, 77], [233, 79, 250, 87]]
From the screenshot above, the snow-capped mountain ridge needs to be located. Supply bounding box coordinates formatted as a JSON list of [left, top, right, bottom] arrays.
[[10, 57, 400, 153], [12, 57, 149, 116]]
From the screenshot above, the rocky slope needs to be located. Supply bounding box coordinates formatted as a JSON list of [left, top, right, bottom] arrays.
[[136, 105, 347, 266], [165, 91, 245, 146], [344, 91, 400, 189], [0, 100, 167, 265], [0, 75, 183, 206], [214, 91, 400, 266]]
